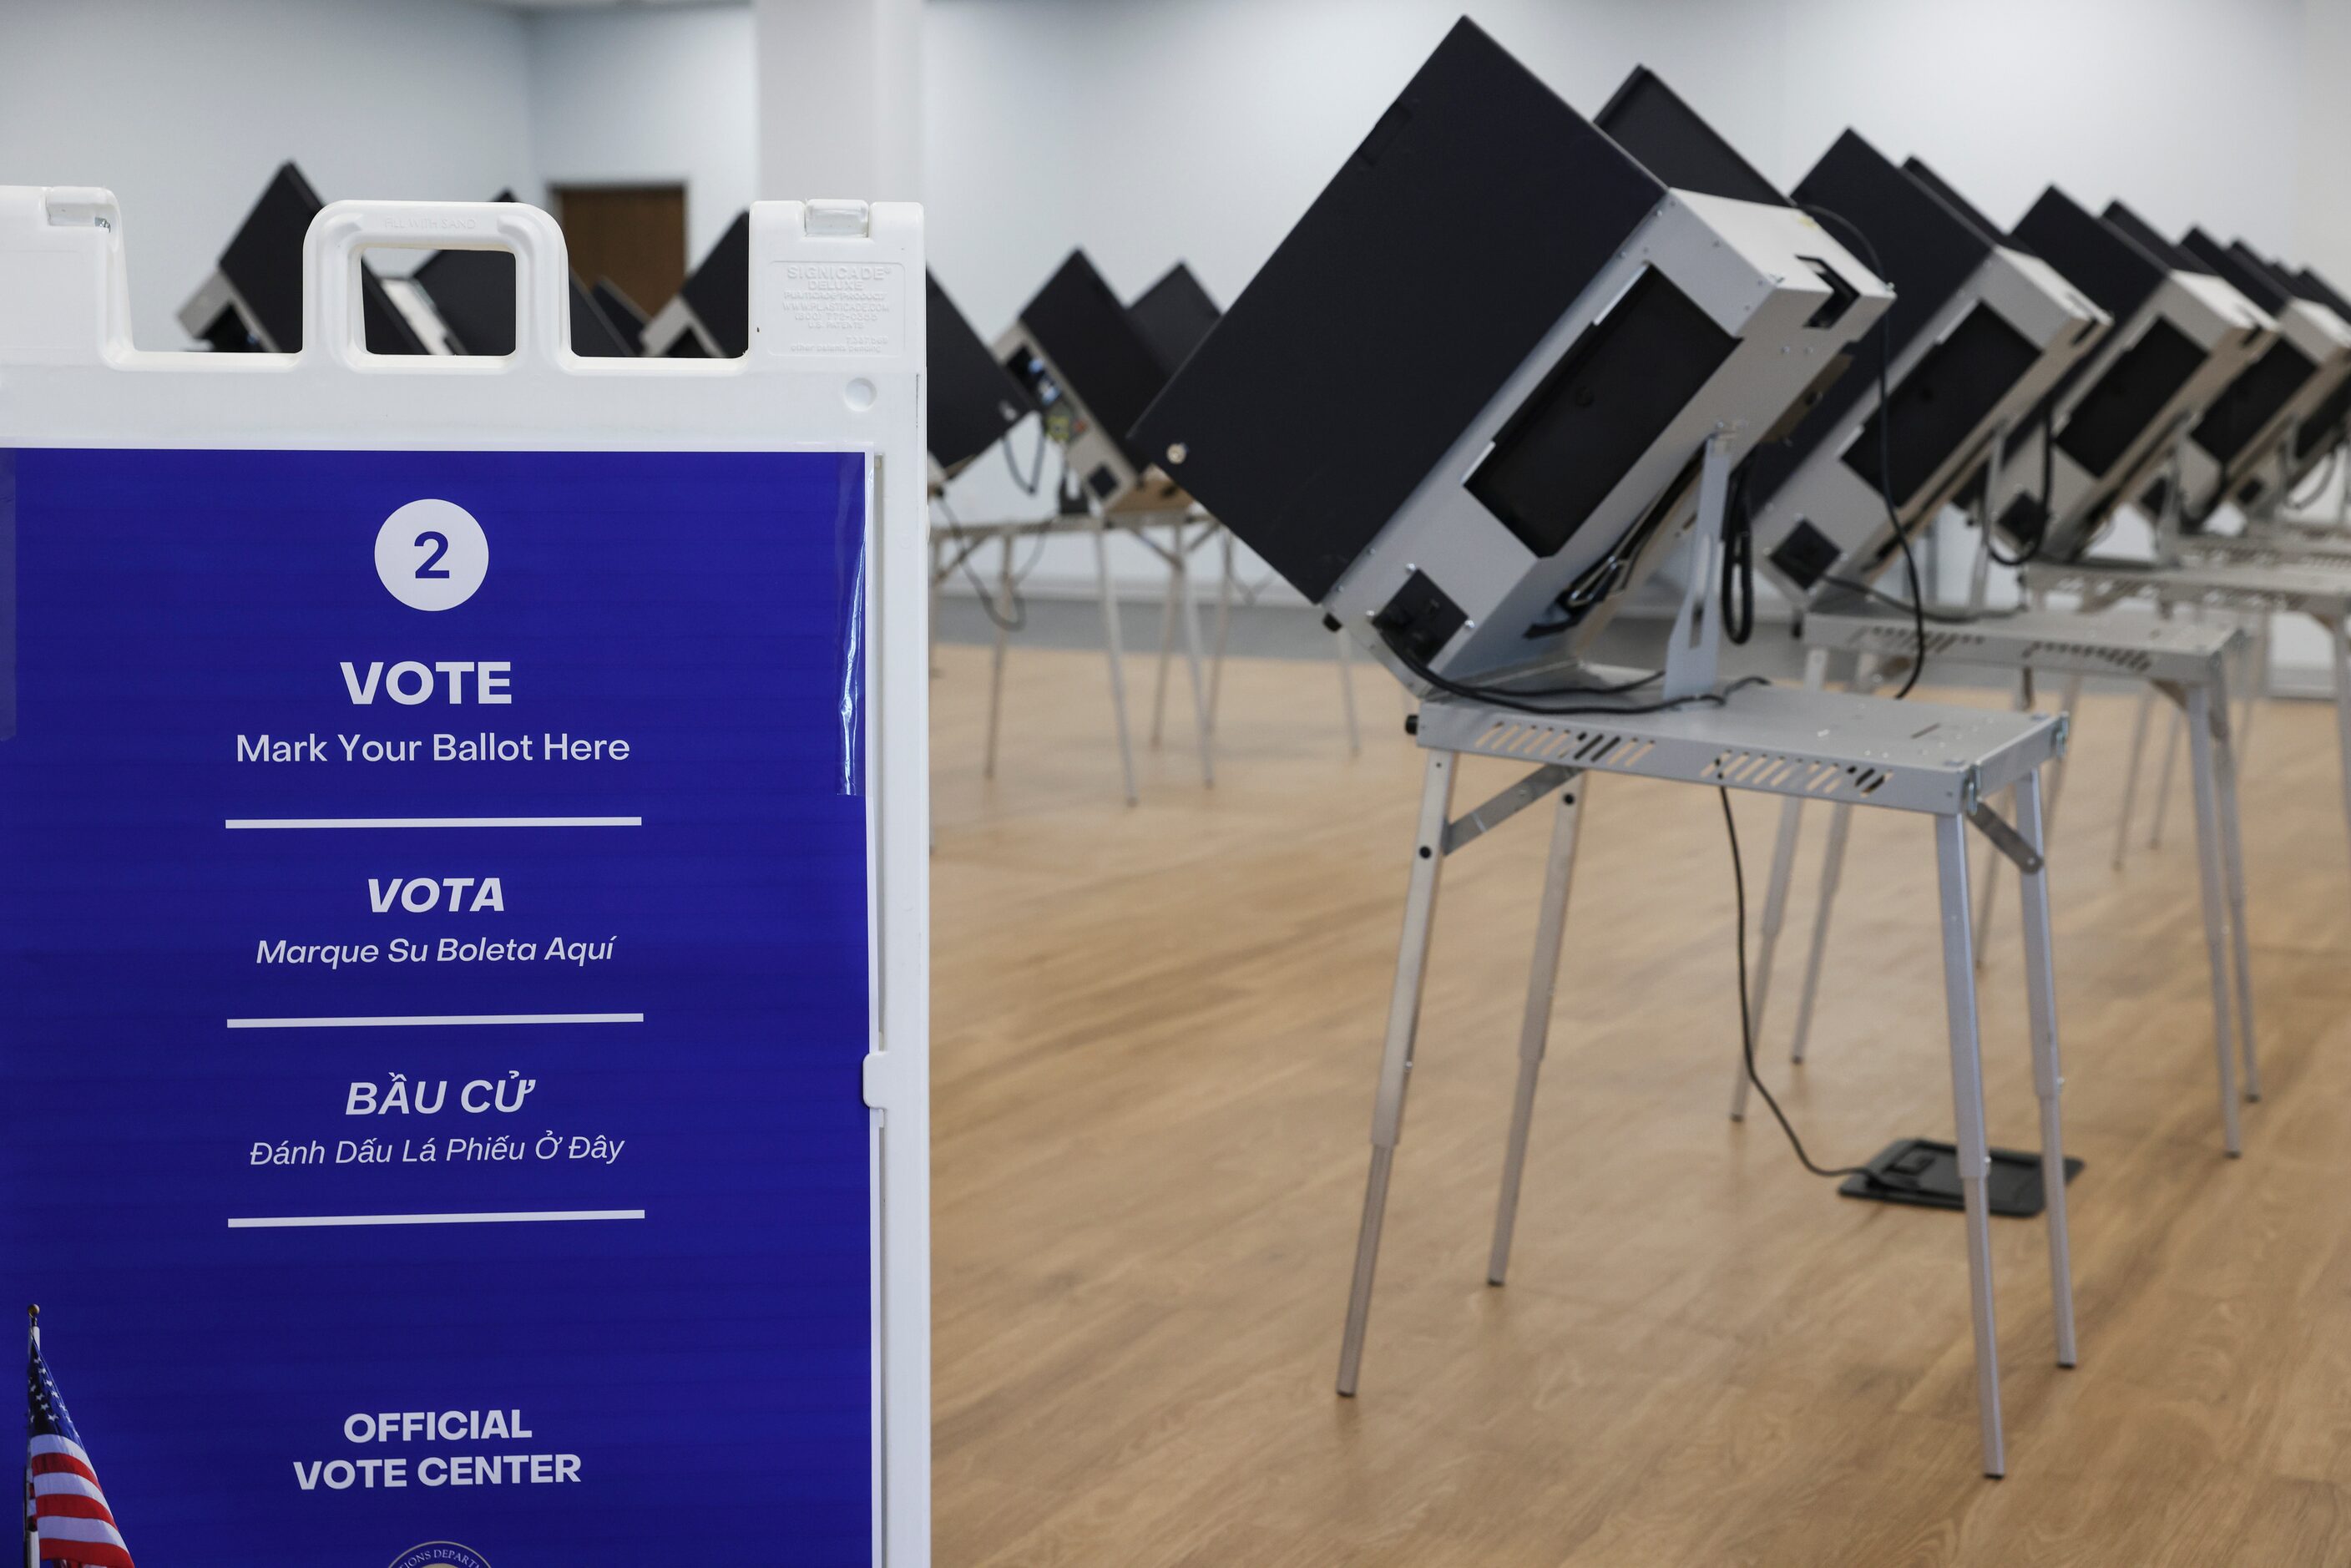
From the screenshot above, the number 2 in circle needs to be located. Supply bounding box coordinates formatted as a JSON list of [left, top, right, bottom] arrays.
[[412, 530, 453, 579]]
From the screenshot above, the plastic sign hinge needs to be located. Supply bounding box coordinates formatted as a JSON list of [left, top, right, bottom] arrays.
[[861, 1047, 918, 1110], [806, 200, 872, 238], [43, 188, 116, 230]]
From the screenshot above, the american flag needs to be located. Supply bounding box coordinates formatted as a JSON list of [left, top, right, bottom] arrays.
[[24, 1314, 131, 1568]]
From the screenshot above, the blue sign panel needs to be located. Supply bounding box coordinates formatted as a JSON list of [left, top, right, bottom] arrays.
[[0, 448, 874, 1567]]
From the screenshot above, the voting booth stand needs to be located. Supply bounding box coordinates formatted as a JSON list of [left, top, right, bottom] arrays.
[[0, 190, 929, 1566], [1138, 23, 2079, 1478], [1701, 142, 2264, 1156]]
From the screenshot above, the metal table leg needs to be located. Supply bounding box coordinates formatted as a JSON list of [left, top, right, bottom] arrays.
[[1337, 751, 1458, 1396], [1933, 811, 2006, 1479], [1788, 801, 1853, 1065], [1211, 526, 1235, 733], [2011, 771, 2078, 1369], [1094, 524, 1139, 807], [2114, 686, 2155, 870], [1732, 650, 1828, 1116], [2186, 680, 2245, 1155], [2045, 673, 2085, 828], [2237, 613, 2269, 767], [1979, 670, 2080, 961], [983, 534, 1016, 781], [1337, 630, 1363, 756], [1177, 527, 1216, 787], [1150, 526, 1181, 747], [1974, 670, 2033, 965], [2149, 701, 2183, 851], [2211, 685, 2260, 1103], [1489, 783, 1586, 1286], [1787, 654, 1878, 1066]]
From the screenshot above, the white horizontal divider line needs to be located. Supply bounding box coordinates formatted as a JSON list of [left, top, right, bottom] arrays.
[[229, 1210, 645, 1230], [225, 817, 642, 829], [226, 1012, 644, 1029]]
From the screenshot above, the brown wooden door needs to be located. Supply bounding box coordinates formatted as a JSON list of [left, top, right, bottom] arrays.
[[551, 185, 688, 319]]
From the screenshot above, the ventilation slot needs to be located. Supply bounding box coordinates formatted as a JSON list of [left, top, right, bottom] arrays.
[[1860, 626, 1979, 658], [2032, 640, 2156, 675], [1473, 721, 1658, 774], [1575, 734, 1654, 768]]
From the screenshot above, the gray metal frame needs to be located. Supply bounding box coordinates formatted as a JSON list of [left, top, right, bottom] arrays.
[[987, 320, 1196, 518], [1314, 190, 1892, 690], [928, 508, 1362, 805], [1337, 675, 2072, 1479], [1749, 243, 2109, 603], [1752, 607, 2257, 1152], [2172, 296, 2351, 524], [2001, 270, 2273, 565], [2029, 555, 2351, 921]]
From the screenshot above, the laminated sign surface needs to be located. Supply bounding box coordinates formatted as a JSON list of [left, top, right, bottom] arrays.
[[0, 194, 930, 1568]]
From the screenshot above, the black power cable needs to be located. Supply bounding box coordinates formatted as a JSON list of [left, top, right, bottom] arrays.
[[936, 496, 1049, 635], [1983, 408, 2056, 569], [1721, 788, 1873, 1181], [2289, 443, 2342, 511], [1710, 204, 1928, 1187], [1802, 203, 1930, 699], [1001, 421, 1050, 496], [1818, 574, 2006, 625], [1718, 466, 1757, 646]]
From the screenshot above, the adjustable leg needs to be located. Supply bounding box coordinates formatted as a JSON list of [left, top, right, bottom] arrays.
[[2012, 771, 2078, 1368], [1763, 651, 1825, 1034], [1739, 787, 1806, 1096], [1150, 529, 1180, 747], [1094, 525, 1139, 807], [2149, 703, 2182, 850], [2114, 685, 2155, 871], [2211, 680, 2260, 1103], [1974, 671, 2033, 965], [1933, 811, 2006, 1478], [983, 534, 1015, 781], [1337, 629, 1363, 756], [2045, 673, 2085, 830], [1210, 526, 1234, 733], [2185, 680, 2244, 1155], [1176, 529, 1216, 787], [1338, 751, 1458, 1397], [2237, 614, 2269, 767], [1788, 653, 1877, 1065], [1789, 802, 1854, 1065], [1489, 784, 1586, 1287], [1731, 651, 1827, 1115]]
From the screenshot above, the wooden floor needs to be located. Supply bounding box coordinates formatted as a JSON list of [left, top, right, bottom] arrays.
[[929, 639, 2351, 1566]]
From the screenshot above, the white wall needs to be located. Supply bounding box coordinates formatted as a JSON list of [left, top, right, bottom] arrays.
[[527, 3, 759, 271], [756, 0, 923, 201], [0, 0, 537, 347]]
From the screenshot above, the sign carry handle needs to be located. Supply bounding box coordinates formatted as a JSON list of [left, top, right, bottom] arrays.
[[301, 200, 572, 367]]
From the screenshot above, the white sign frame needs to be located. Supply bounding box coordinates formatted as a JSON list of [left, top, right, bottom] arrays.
[[0, 187, 931, 1566]]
